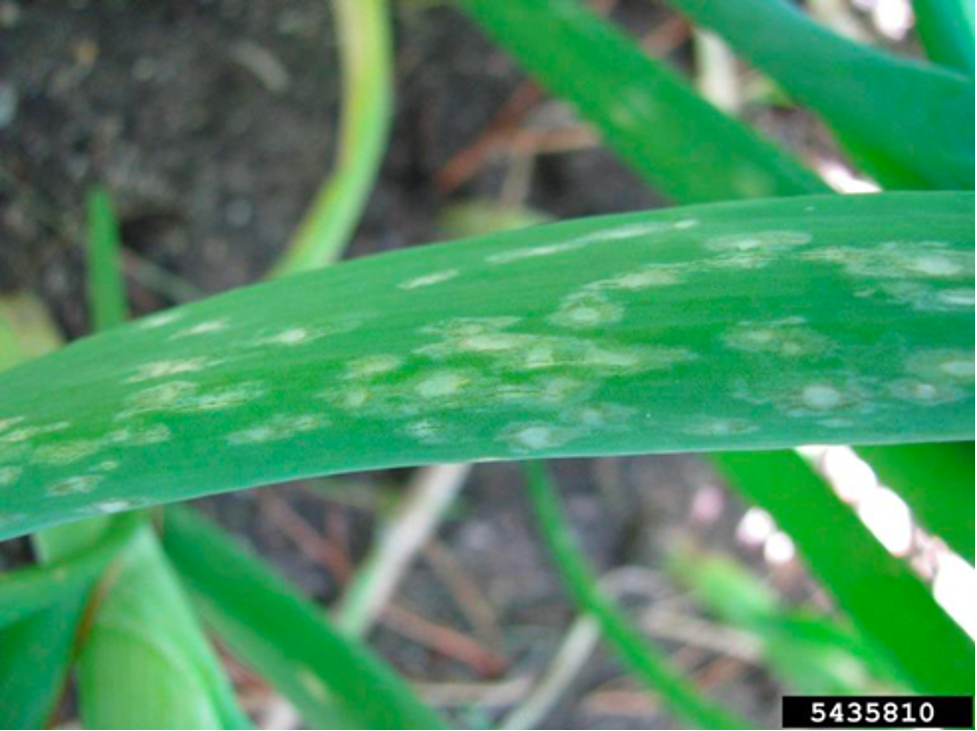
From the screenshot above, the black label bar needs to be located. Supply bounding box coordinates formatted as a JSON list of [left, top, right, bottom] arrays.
[[782, 695, 974, 728]]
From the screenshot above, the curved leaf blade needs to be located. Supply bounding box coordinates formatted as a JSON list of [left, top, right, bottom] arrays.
[[270, 0, 393, 275], [0, 192, 973, 540], [912, 0, 975, 74], [665, 0, 976, 190]]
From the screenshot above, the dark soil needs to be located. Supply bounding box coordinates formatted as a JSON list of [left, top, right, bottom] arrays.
[[1, 0, 845, 727]]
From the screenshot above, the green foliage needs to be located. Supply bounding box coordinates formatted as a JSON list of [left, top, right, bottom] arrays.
[[161, 506, 449, 730], [1, 193, 971, 540], [0, 585, 89, 728], [857, 442, 975, 563], [711, 450, 974, 694], [87, 187, 129, 331], [457, 0, 828, 203], [1, 0, 974, 726], [669, 546, 905, 695], [269, 0, 393, 275], [664, 0, 975, 190], [523, 462, 753, 729], [0, 512, 142, 629], [66, 525, 251, 729], [912, 0, 976, 74]]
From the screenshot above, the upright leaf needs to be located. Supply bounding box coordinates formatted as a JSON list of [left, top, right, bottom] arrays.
[[49, 525, 250, 729], [712, 450, 974, 694], [523, 462, 753, 728], [664, 0, 975, 190], [87, 186, 129, 331], [669, 546, 905, 695], [161, 506, 448, 730], [270, 0, 393, 275], [456, 0, 828, 203], [912, 0, 975, 74], [856, 442, 975, 563]]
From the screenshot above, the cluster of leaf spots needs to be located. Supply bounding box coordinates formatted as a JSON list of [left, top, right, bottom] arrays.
[[227, 414, 329, 446], [313, 312, 661, 451], [0, 214, 972, 532], [722, 317, 834, 358], [801, 241, 975, 312]]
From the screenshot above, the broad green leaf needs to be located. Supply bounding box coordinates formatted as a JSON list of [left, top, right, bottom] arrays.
[[664, 0, 975, 191], [711, 450, 974, 695], [87, 186, 129, 331], [270, 0, 393, 275], [0, 593, 88, 729], [523, 462, 754, 728], [456, 0, 828, 203], [669, 546, 904, 695], [856, 442, 975, 563], [913, 0, 975, 74], [161, 506, 449, 730], [0, 193, 973, 540]]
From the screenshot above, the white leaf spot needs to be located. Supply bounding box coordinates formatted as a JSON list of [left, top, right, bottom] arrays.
[[399, 269, 460, 290]]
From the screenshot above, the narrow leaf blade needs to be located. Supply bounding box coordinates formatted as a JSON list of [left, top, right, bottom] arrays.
[[665, 0, 975, 190], [711, 450, 974, 694], [912, 0, 975, 74], [457, 0, 828, 203], [270, 0, 393, 275], [523, 462, 753, 728], [87, 186, 129, 331], [856, 442, 975, 563], [161, 506, 448, 730]]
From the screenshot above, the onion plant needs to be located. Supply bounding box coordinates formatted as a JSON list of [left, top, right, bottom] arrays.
[[0, 0, 973, 728]]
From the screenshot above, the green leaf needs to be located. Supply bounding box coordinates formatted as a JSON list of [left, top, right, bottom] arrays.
[[0, 512, 142, 628], [711, 450, 974, 694], [87, 186, 129, 331], [0, 192, 973, 540], [856, 442, 975, 563], [161, 506, 449, 730], [456, 0, 828, 203], [269, 0, 393, 275], [0, 593, 87, 729], [669, 546, 905, 695], [523, 462, 754, 728], [65, 524, 251, 729], [664, 0, 975, 191], [912, 0, 975, 74], [2, 201, 251, 730]]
